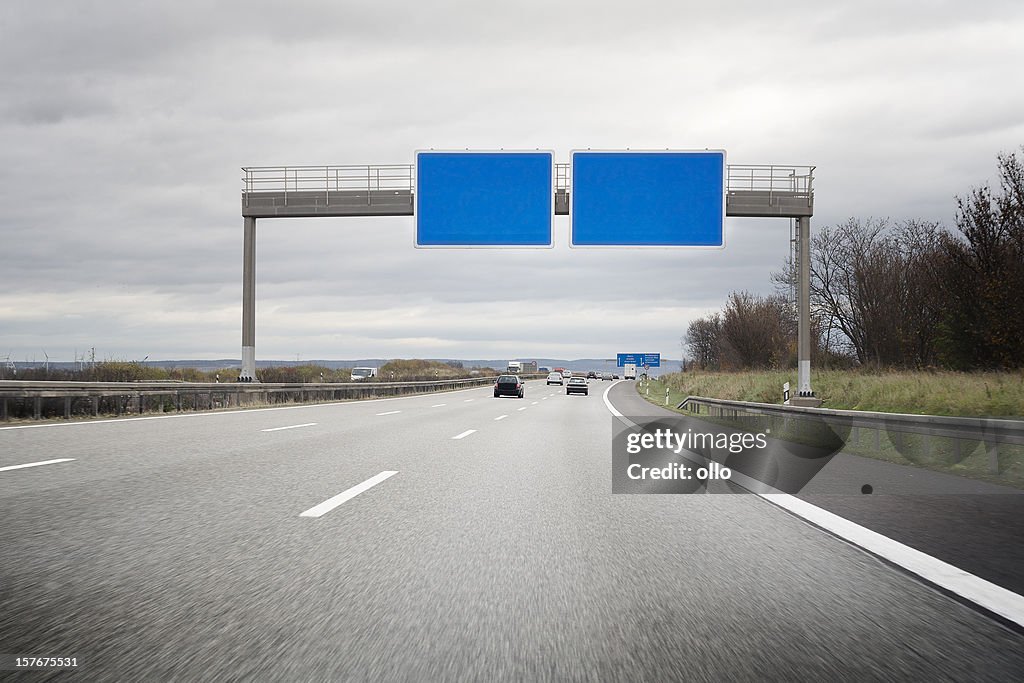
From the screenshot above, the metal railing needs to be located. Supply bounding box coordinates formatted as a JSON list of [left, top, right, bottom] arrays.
[[726, 165, 815, 194], [242, 165, 415, 206], [555, 163, 570, 192], [677, 395, 1024, 476], [241, 163, 813, 197]]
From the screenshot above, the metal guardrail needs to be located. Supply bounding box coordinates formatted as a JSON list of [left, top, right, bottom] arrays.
[[677, 396, 1024, 475], [0, 377, 537, 421]]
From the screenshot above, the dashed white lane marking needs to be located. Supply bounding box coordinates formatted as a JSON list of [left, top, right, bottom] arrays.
[[431, 404, 447, 408], [375, 410, 401, 416], [0, 458, 75, 473], [531, 401, 539, 405], [542, 397, 550, 400], [463, 399, 475, 402], [452, 429, 476, 439], [517, 407, 528, 411], [598, 380, 1024, 629], [261, 423, 317, 432], [494, 415, 508, 421], [299, 471, 398, 518]]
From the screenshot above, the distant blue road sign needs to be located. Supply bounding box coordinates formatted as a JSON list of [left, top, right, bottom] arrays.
[[617, 353, 661, 367], [415, 151, 553, 247], [571, 150, 725, 247]]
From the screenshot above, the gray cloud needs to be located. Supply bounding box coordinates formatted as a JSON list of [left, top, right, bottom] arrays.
[[2, 1, 1023, 362]]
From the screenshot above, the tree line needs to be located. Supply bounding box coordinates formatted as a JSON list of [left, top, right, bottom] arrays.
[[685, 148, 1024, 371]]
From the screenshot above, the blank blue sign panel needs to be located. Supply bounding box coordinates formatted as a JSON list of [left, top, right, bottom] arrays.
[[571, 151, 725, 247], [415, 151, 553, 247]]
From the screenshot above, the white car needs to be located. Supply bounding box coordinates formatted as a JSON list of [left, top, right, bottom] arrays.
[[566, 377, 589, 395], [546, 372, 564, 385]]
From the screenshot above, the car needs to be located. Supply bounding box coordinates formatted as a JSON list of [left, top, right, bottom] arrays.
[[546, 371, 564, 385], [613, 373, 620, 379], [586, 371, 597, 379], [562, 370, 573, 379], [494, 374, 525, 398], [601, 372, 613, 380], [566, 377, 589, 395]]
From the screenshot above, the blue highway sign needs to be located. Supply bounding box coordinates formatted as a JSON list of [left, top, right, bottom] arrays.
[[617, 353, 661, 367], [415, 151, 553, 247], [571, 150, 725, 247]]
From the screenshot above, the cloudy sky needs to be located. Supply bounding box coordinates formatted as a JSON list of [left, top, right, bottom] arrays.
[[2, 1, 1023, 365]]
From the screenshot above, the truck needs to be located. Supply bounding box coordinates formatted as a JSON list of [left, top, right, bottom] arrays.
[[506, 361, 522, 374], [350, 367, 378, 381], [623, 363, 637, 380]]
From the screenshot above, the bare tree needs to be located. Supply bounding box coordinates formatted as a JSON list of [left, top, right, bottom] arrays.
[[718, 291, 794, 369], [936, 147, 1024, 368], [684, 313, 722, 370]]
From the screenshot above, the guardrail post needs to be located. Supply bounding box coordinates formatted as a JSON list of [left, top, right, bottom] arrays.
[[34, 397, 42, 420], [874, 428, 881, 452], [2, 398, 7, 421], [92, 396, 99, 416], [987, 441, 1000, 475], [64, 396, 71, 419]]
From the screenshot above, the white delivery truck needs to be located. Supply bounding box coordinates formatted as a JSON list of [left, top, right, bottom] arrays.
[[506, 361, 522, 374], [623, 363, 637, 380], [350, 367, 378, 381]]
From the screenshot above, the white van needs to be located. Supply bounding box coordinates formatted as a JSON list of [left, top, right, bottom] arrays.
[[350, 367, 378, 381]]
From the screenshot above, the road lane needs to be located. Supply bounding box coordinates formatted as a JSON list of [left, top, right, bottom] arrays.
[[1, 378, 1022, 680]]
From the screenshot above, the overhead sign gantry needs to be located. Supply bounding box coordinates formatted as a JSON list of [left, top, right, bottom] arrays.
[[239, 153, 818, 405]]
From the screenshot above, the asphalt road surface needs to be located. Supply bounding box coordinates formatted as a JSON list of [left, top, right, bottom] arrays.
[[2, 380, 1022, 681]]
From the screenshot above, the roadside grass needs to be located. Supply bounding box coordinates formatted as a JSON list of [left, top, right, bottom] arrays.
[[653, 369, 1024, 417], [635, 371, 1024, 490]]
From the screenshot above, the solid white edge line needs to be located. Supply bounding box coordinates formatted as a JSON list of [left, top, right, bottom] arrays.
[[0, 458, 75, 473], [299, 471, 398, 518], [495, 415, 508, 421], [452, 429, 476, 439], [260, 422, 317, 432], [599, 379, 1024, 628], [375, 410, 401, 416], [763, 493, 1024, 628]]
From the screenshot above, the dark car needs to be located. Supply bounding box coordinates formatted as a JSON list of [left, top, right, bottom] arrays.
[[494, 374, 524, 398], [566, 377, 589, 396], [586, 371, 597, 379]]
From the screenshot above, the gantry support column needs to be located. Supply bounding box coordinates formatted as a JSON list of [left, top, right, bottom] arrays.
[[795, 215, 818, 404], [240, 216, 257, 382]]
